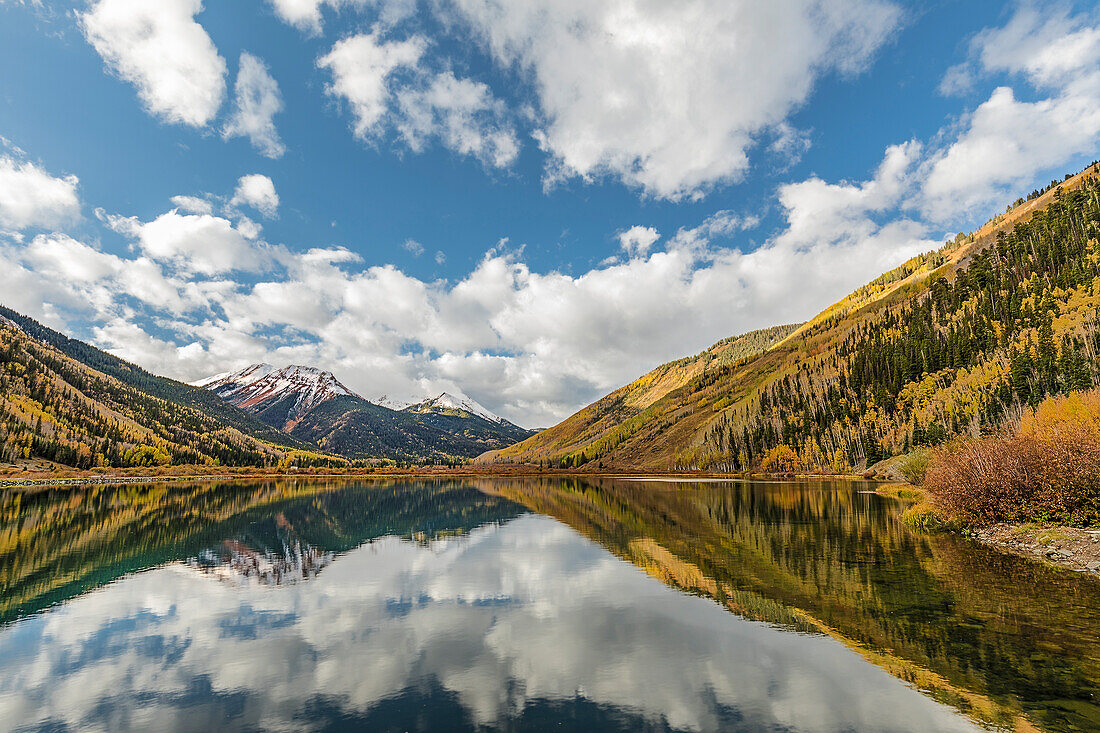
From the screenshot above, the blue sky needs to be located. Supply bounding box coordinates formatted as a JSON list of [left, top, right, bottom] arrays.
[[1, 0, 1099, 426]]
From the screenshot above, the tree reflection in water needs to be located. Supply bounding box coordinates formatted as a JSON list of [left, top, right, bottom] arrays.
[[0, 476, 1096, 732]]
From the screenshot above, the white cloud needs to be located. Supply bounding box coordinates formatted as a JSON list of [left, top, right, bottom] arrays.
[[223, 52, 286, 159], [24, 232, 121, 283], [266, 0, 415, 35], [105, 209, 268, 275], [318, 31, 426, 139], [80, 0, 227, 128], [320, 32, 520, 166], [403, 238, 424, 256], [617, 226, 659, 257], [922, 5, 1100, 218], [230, 174, 280, 218], [169, 195, 214, 216], [395, 71, 519, 168], [0, 156, 80, 230], [442, 0, 901, 199]]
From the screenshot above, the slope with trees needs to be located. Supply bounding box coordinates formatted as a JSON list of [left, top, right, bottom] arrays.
[[483, 162, 1100, 472]]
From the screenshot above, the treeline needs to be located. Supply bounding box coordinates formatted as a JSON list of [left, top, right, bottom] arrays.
[[684, 175, 1100, 471]]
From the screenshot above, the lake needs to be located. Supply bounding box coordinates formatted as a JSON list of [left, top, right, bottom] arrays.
[[1, 477, 1098, 732]]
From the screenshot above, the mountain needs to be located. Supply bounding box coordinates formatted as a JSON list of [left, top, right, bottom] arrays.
[[0, 314, 311, 470], [196, 364, 357, 430], [405, 392, 507, 423], [482, 162, 1100, 472], [195, 364, 536, 461], [287, 395, 534, 461]]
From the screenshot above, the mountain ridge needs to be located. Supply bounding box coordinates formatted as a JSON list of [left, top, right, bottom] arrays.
[[193, 363, 536, 461]]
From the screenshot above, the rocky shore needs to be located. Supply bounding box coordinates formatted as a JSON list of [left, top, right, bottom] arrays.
[[971, 524, 1100, 575]]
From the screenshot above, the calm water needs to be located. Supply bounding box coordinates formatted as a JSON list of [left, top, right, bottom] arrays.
[[1, 478, 1098, 732]]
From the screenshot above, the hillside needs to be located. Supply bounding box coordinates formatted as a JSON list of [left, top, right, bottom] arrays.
[[0, 318, 295, 469], [0, 307, 300, 450], [482, 162, 1100, 471], [289, 395, 534, 461], [481, 323, 800, 467]]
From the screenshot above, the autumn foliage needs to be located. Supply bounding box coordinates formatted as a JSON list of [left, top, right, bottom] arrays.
[[925, 390, 1100, 526]]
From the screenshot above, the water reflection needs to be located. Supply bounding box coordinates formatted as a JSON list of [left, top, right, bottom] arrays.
[[0, 477, 1097, 732]]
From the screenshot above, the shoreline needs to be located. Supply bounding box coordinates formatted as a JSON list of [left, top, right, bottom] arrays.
[[5, 469, 1098, 577], [873, 483, 1100, 577], [0, 466, 878, 488], [970, 524, 1100, 576]]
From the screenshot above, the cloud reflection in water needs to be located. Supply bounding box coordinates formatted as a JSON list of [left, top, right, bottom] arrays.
[[0, 514, 978, 732]]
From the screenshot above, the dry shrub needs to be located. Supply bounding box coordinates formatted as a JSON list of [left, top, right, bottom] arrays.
[[926, 421, 1100, 527]]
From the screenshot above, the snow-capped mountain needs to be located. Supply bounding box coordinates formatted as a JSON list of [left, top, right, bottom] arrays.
[[404, 392, 508, 425], [195, 364, 358, 429], [194, 363, 276, 393], [196, 363, 535, 458], [374, 394, 413, 411]]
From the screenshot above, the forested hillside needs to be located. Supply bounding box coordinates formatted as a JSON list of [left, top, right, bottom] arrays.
[[288, 395, 533, 462], [484, 162, 1100, 472], [483, 323, 800, 467], [0, 307, 298, 449], [0, 320, 289, 469]]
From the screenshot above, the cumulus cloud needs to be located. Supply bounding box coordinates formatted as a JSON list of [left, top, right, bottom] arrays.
[[922, 5, 1100, 218], [0, 156, 80, 230], [441, 0, 901, 199], [80, 0, 227, 128], [319, 31, 426, 139], [169, 195, 214, 215], [230, 174, 280, 218], [223, 53, 286, 159], [395, 71, 519, 168], [617, 226, 659, 257], [319, 32, 519, 167], [103, 209, 269, 275]]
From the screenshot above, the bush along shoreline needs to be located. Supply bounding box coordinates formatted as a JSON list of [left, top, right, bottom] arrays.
[[894, 389, 1100, 574]]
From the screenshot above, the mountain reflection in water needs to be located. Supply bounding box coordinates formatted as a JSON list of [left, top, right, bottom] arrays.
[[0, 477, 1097, 732]]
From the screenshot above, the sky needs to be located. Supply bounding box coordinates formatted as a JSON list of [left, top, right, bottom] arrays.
[[1, 0, 1099, 427]]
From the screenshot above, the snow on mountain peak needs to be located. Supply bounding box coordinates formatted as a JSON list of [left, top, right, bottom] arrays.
[[193, 363, 275, 389], [195, 363, 358, 427], [408, 391, 505, 424]]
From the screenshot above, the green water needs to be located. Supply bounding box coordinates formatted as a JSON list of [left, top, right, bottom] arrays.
[[0, 477, 1097, 732]]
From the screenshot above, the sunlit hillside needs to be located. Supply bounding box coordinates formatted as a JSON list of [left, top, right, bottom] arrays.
[[482, 323, 800, 468], [483, 162, 1100, 472]]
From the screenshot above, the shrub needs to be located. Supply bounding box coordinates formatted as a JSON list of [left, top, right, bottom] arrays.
[[925, 424, 1100, 526], [897, 449, 930, 485]]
